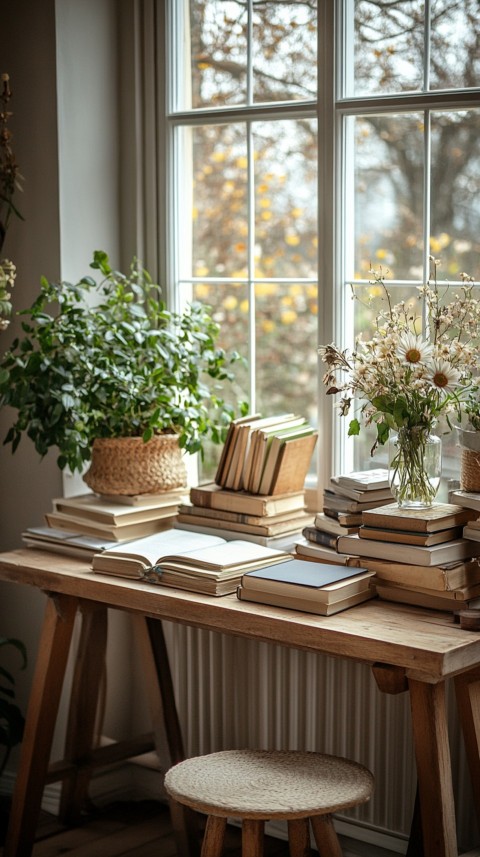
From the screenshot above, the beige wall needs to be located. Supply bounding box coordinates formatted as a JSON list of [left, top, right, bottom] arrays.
[[0, 0, 64, 768], [0, 0, 133, 784]]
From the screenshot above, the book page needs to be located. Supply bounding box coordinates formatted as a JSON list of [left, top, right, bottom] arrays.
[[96, 529, 226, 565]]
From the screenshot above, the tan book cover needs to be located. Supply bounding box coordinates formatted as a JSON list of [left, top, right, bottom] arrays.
[[53, 493, 183, 525], [375, 581, 480, 611], [176, 511, 313, 537], [189, 483, 306, 516], [337, 532, 480, 567], [314, 512, 359, 536], [363, 557, 480, 592], [236, 585, 374, 615], [179, 503, 307, 527], [248, 417, 307, 494], [45, 511, 178, 541], [269, 432, 318, 496], [241, 559, 373, 603], [359, 525, 463, 547], [215, 414, 259, 487], [294, 539, 355, 566], [361, 502, 472, 533]]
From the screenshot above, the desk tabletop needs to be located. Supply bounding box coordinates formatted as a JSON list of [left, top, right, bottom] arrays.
[[2, 548, 480, 682]]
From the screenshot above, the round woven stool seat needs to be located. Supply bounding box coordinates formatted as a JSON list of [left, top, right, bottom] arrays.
[[164, 749, 374, 820]]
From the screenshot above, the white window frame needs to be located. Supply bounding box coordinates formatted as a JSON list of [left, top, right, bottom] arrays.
[[160, 0, 480, 489]]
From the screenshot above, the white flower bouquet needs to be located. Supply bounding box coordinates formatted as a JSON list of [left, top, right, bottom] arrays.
[[319, 257, 480, 506]]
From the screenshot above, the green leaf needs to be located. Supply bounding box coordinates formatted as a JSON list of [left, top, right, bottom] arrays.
[[376, 422, 390, 445], [348, 418, 360, 436]]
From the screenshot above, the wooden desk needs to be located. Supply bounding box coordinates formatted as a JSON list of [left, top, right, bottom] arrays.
[[1, 548, 479, 857]]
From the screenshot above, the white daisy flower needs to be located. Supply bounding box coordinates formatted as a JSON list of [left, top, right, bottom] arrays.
[[429, 359, 461, 394], [397, 332, 433, 365]]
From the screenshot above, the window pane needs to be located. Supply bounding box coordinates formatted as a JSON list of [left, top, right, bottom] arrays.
[[189, 280, 250, 480], [430, 110, 480, 277], [255, 282, 318, 427], [190, 123, 248, 278], [350, 0, 424, 96], [253, 119, 317, 279], [351, 114, 424, 280], [430, 1, 480, 90], [189, 0, 247, 108], [252, 1, 317, 103]]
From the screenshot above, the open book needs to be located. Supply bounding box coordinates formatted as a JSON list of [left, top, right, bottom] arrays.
[[92, 528, 290, 595]]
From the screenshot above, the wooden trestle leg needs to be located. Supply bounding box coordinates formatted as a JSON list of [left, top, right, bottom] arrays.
[[132, 615, 201, 857], [58, 602, 108, 824], [4, 593, 78, 857]]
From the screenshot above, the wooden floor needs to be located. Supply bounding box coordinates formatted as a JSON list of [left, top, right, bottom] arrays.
[[0, 800, 293, 857], [0, 798, 409, 857]]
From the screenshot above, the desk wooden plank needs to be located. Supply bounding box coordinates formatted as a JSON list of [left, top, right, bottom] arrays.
[[1, 549, 480, 681], [2, 547, 479, 857]]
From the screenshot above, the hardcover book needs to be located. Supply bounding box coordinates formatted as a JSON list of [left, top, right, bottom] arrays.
[[358, 525, 463, 547], [44, 511, 178, 542], [463, 526, 480, 542], [449, 490, 480, 514], [331, 469, 390, 490], [365, 556, 480, 592], [337, 532, 480, 567], [258, 428, 317, 495], [178, 503, 307, 527], [92, 529, 290, 593], [176, 511, 313, 538], [294, 539, 356, 565], [329, 483, 393, 503], [360, 502, 472, 533], [236, 585, 374, 616], [302, 526, 338, 550], [242, 559, 372, 603], [374, 581, 480, 612], [323, 491, 391, 514], [313, 512, 359, 537], [52, 493, 183, 525], [189, 483, 306, 517]]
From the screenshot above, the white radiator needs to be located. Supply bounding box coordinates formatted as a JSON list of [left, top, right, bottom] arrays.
[[163, 622, 478, 851]]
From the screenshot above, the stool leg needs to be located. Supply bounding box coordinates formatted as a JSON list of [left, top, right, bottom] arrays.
[[242, 819, 264, 857], [201, 815, 227, 857], [287, 818, 311, 857], [310, 814, 343, 857]]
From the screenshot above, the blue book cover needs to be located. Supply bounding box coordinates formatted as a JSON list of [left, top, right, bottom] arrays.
[[243, 559, 367, 589]]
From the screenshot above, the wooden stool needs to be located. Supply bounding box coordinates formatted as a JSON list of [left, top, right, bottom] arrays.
[[164, 749, 374, 857]]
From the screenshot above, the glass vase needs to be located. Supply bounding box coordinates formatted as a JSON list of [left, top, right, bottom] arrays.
[[388, 426, 442, 509]]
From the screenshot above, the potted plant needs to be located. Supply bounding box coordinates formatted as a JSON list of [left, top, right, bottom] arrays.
[[0, 250, 246, 494]]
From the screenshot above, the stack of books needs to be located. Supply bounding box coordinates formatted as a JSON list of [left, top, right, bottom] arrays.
[[296, 469, 392, 565], [331, 502, 480, 611], [237, 558, 375, 616], [323, 469, 394, 523], [91, 528, 291, 596], [215, 413, 318, 495], [449, 489, 480, 544], [22, 488, 187, 559], [174, 482, 313, 551]]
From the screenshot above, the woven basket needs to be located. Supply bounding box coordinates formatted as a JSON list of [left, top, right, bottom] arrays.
[[456, 427, 480, 492], [83, 435, 187, 496]]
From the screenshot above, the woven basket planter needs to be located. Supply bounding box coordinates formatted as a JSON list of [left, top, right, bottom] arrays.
[[83, 434, 187, 496], [455, 427, 480, 492]]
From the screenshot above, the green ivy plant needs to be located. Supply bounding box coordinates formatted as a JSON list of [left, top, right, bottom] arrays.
[[0, 637, 26, 779], [0, 251, 246, 472]]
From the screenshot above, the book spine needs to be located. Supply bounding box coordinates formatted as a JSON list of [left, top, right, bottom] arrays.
[[302, 526, 338, 550]]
